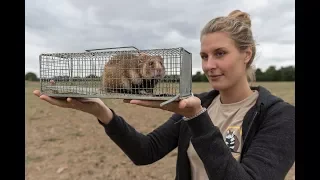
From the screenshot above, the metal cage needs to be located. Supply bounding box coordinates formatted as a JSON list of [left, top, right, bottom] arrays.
[[39, 46, 193, 106]]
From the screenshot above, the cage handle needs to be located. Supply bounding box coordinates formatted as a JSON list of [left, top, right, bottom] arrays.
[[85, 46, 140, 52]]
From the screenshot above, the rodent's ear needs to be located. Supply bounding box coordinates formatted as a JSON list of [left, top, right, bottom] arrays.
[[139, 53, 150, 61], [156, 56, 164, 62], [139, 52, 149, 57]]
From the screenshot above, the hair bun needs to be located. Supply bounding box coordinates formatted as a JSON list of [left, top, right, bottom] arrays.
[[228, 10, 251, 27]]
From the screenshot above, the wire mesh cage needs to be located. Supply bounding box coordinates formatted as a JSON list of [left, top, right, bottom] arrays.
[[39, 46, 193, 106]]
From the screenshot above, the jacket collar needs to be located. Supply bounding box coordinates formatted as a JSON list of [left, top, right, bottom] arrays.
[[195, 86, 284, 112]]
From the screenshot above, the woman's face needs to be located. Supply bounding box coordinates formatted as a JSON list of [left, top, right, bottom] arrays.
[[200, 32, 252, 91]]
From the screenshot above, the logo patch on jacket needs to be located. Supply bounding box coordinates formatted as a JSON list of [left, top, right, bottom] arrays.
[[225, 129, 240, 153]]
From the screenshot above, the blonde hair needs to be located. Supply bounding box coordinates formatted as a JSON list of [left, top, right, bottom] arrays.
[[200, 10, 256, 82]]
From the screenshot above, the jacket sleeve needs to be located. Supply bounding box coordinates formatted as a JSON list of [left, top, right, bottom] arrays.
[[98, 109, 182, 165], [185, 103, 295, 180]]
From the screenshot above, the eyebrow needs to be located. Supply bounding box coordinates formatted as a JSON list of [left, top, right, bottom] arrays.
[[200, 47, 226, 54]]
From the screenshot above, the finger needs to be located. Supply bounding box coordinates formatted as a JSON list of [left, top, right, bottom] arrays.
[[129, 100, 161, 108], [66, 97, 73, 103], [66, 97, 82, 103], [49, 80, 55, 85], [67, 97, 88, 105], [67, 97, 84, 109], [76, 98, 92, 102], [39, 95, 70, 108], [77, 98, 101, 103], [160, 101, 180, 111], [33, 90, 41, 97]]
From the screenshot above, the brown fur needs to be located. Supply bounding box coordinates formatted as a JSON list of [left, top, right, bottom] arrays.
[[102, 53, 165, 95]]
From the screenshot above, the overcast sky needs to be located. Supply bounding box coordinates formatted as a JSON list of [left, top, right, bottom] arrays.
[[25, 0, 295, 76]]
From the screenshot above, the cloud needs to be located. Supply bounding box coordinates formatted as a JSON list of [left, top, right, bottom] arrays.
[[26, 0, 294, 76]]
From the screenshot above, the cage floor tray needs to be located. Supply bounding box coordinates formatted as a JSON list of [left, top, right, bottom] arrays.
[[44, 86, 100, 95], [42, 85, 180, 101]]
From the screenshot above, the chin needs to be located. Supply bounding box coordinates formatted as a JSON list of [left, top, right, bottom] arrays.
[[209, 81, 229, 91]]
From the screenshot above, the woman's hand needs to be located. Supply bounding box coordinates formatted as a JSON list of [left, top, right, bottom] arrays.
[[33, 90, 114, 124], [124, 96, 203, 118]]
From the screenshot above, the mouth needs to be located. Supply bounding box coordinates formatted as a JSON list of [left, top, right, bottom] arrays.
[[153, 71, 165, 78], [208, 74, 223, 80], [209, 74, 223, 77], [153, 74, 164, 79]]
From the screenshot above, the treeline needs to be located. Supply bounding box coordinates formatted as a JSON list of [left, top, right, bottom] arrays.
[[192, 65, 295, 82], [25, 65, 295, 82]]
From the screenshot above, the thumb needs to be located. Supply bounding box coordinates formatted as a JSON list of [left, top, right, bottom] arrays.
[[178, 99, 188, 109], [178, 96, 200, 109]]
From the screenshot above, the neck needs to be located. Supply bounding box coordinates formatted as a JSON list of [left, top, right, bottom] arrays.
[[219, 77, 253, 104]]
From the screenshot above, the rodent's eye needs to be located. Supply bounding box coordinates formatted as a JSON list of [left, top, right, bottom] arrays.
[[149, 61, 154, 66]]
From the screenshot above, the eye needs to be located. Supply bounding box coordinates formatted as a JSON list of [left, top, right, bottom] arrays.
[[200, 55, 208, 60], [149, 61, 154, 66], [215, 51, 226, 57]]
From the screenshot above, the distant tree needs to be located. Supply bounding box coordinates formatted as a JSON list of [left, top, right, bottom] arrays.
[[279, 66, 295, 81], [255, 68, 266, 81], [264, 66, 280, 81], [192, 71, 203, 82], [25, 72, 38, 81]]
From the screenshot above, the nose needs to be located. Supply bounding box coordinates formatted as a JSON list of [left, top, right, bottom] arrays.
[[154, 67, 162, 72], [204, 57, 217, 70], [154, 67, 163, 76]]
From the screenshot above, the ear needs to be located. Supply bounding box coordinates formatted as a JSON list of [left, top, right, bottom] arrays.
[[160, 56, 164, 63], [155, 55, 164, 63], [243, 47, 252, 64]]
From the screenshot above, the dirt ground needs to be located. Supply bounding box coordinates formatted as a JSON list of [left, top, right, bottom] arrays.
[[25, 81, 295, 180]]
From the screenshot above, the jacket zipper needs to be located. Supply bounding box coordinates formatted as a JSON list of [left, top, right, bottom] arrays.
[[240, 109, 259, 161]]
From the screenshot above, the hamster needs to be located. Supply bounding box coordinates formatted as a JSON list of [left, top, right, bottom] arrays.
[[102, 53, 165, 95]]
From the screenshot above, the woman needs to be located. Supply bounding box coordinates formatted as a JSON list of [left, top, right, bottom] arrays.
[[33, 10, 295, 180]]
